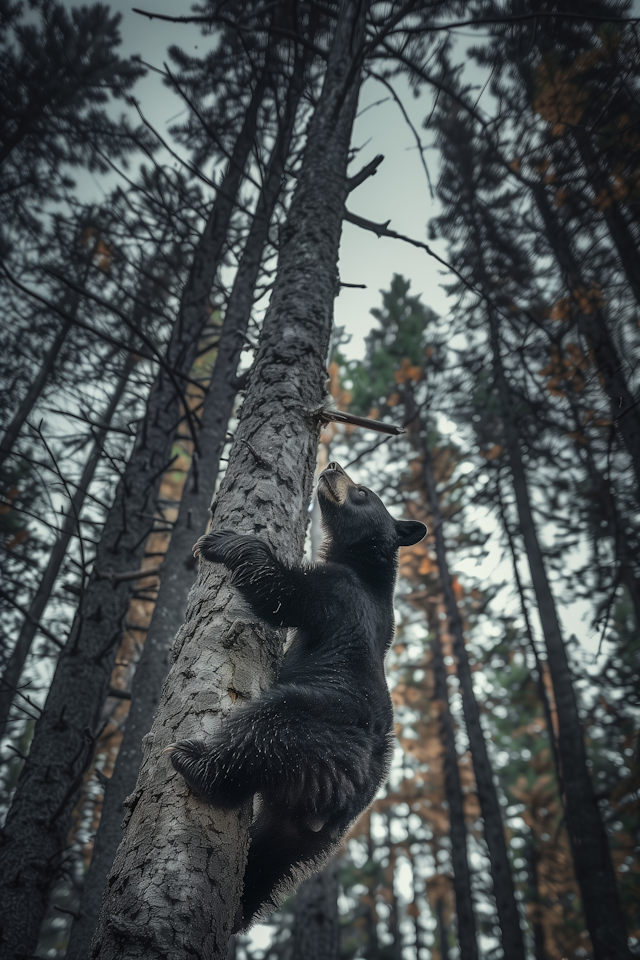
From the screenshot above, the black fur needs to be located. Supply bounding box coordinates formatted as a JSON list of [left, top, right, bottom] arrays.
[[170, 462, 426, 930]]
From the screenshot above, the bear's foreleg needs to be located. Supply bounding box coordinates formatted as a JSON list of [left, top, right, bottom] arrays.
[[194, 530, 307, 628]]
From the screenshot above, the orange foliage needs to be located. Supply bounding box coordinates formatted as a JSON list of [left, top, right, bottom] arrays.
[[394, 357, 423, 385], [538, 342, 590, 397], [534, 45, 610, 135], [479, 443, 504, 461]]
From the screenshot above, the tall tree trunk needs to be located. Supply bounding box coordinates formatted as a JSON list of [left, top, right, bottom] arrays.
[[487, 309, 629, 960], [435, 899, 450, 960], [566, 393, 640, 627], [493, 470, 562, 788], [0, 355, 134, 730], [573, 131, 640, 311], [531, 181, 640, 504], [431, 628, 478, 960], [88, 5, 368, 959], [526, 842, 549, 960], [67, 52, 307, 959], [404, 388, 525, 960], [0, 319, 72, 472], [292, 861, 340, 960], [0, 239, 99, 472], [0, 78, 265, 960]]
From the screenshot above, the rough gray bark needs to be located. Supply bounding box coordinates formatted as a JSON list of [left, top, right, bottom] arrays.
[[0, 355, 134, 731], [488, 312, 629, 960], [430, 630, 478, 960], [405, 389, 524, 960], [0, 79, 264, 960], [292, 860, 340, 960], [67, 49, 308, 959], [87, 5, 368, 958]]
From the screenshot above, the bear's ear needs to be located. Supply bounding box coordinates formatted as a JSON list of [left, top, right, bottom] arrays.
[[395, 520, 427, 546]]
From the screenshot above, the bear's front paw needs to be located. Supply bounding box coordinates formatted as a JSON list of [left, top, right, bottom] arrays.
[[193, 529, 239, 563], [169, 738, 246, 808], [168, 738, 214, 801]]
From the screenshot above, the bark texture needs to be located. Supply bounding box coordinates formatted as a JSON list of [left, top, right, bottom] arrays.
[[88, 4, 368, 959], [488, 313, 629, 960], [292, 860, 340, 960], [0, 83, 263, 960], [67, 53, 307, 959], [406, 391, 524, 960]]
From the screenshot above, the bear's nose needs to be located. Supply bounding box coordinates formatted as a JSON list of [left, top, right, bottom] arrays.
[[326, 462, 345, 474]]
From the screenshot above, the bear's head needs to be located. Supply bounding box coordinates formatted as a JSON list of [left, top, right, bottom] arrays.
[[317, 462, 426, 557]]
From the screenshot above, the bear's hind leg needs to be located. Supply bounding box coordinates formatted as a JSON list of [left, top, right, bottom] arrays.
[[235, 810, 335, 932]]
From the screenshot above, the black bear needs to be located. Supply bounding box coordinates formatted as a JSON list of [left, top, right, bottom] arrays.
[[169, 461, 426, 930]]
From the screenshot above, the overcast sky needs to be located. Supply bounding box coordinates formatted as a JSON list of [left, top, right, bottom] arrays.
[[86, 1, 458, 359]]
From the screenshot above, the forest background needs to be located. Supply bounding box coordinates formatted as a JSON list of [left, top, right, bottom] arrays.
[[1, 2, 639, 960]]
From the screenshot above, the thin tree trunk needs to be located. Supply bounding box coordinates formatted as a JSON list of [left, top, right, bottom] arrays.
[[0, 319, 72, 471], [404, 388, 525, 960], [431, 629, 478, 960], [494, 470, 562, 788], [567, 394, 640, 627], [292, 861, 340, 960], [488, 311, 629, 960], [67, 53, 307, 959], [435, 899, 450, 960], [0, 78, 264, 960], [526, 842, 548, 960], [574, 134, 640, 311], [531, 182, 640, 503], [0, 355, 134, 730], [0, 240, 98, 472], [88, 4, 368, 958]]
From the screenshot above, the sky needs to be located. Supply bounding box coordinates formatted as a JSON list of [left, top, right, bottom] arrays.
[[89, 1, 455, 360], [90, 3, 604, 660]]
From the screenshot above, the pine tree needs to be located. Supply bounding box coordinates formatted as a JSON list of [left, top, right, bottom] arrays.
[[430, 90, 630, 959], [88, 3, 372, 956]]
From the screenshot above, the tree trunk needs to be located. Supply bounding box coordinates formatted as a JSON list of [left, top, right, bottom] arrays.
[[405, 389, 525, 960], [567, 394, 640, 627], [87, 5, 368, 959], [0, 78, 264, 960], [493, 470, 563, 788], [431, 629, 478, 960], [0, 355, 134, 731], [0, 319, 72, 472], [573, 133, 640, 311], [526, 842, 548, 960], [292, 861, 340, 960], [531, 182, 640, 503], [435, 899, 450, 960], [67, 52, 307, 959], [488, 310, 629, 960]]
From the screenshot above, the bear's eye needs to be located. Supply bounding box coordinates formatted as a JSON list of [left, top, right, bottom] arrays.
[[357, 489, 367, 498]]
